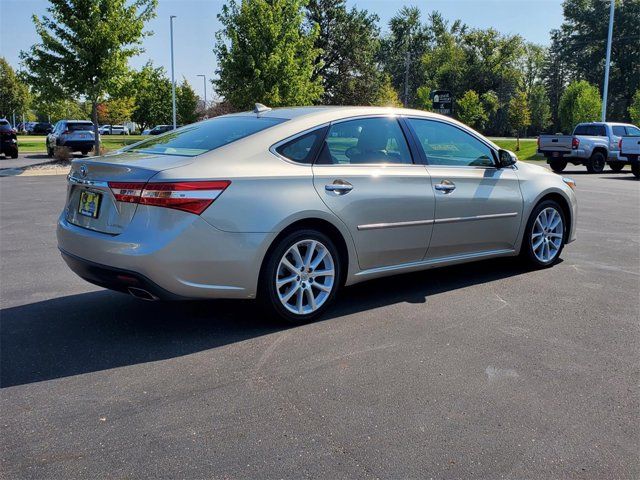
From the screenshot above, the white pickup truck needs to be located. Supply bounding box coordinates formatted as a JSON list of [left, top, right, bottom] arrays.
[[538, 122, 640, 174], [619, 135, 640, 178]]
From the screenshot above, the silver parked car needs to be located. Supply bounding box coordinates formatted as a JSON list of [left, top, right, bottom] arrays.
[[58, 106, 577, 323], [47, 120, 97, 157]]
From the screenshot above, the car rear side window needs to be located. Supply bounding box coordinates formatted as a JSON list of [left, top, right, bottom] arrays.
[[275, 127, 327, 164], [128, 116, 287, 157], [612, 126, 626, 136], [315, 117, 412, 165], [407, 118, 495, 167]]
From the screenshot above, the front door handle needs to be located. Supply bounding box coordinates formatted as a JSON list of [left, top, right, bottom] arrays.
[[434, 180, 456, 193], [325, 180, 353, 194]]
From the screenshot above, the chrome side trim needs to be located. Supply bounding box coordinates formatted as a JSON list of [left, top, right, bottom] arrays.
[[434, 212, 518, 224], [357, 219, 434, 231], [355, 248, 515, 277], [67, 175, 109, 188]]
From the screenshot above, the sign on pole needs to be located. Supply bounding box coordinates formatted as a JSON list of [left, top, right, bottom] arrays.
[[431, 90, 453, 116]]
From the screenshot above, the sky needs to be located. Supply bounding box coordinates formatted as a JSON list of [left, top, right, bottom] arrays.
[[0, 0, 564, 101]]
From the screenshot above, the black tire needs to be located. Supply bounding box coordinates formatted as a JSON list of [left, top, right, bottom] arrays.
[[608, 162, 625, 172], [10, 149, 18, 159], [47, 143, 54, 158], [549, 158, 567, 173], [259, 229, 341, 324], [632, 162, 640, 179], [586, 151, 606, 173], [520, 199, 567, 268], [81, 149, 89, 156]]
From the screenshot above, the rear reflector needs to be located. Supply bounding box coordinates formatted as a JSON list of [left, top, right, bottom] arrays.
[[108, 180, 231, 215]]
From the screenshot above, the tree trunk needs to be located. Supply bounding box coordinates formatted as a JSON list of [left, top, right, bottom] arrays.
[[516, 131, 521, 151], [91, 101, 100, 156]]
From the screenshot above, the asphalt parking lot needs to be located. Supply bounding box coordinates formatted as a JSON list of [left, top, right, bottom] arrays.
[[1, 168, 638, 479]]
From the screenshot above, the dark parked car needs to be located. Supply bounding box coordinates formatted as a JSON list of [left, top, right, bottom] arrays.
[[46, 120, 97, 157], [149, 124, 181, 135], [0, 119, 19, 158], [31, 122, 53, 135]]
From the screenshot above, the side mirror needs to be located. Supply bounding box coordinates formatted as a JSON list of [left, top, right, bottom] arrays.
[[498, 149, 517, 168]]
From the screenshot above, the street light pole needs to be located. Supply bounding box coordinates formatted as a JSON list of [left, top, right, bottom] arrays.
[[170, 15, 177, 130], [197, 74, 207, 113], [601, 0, 615, 122]]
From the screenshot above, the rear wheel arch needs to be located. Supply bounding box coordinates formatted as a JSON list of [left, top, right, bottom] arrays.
[[259, 218, 350, 288]]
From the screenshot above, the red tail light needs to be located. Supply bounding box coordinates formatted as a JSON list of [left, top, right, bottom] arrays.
[[572, 137, 580, 149], [108, 180, 231, 215]]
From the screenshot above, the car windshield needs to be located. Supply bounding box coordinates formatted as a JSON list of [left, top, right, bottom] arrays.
[[127, 116, 287, 157]]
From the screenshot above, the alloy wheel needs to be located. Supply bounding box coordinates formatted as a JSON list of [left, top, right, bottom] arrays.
[[531, 207, 563, 263], [275, 239, 335, 315]]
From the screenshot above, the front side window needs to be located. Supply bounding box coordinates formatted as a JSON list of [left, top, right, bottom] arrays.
[[316, 117, 412, 165], [407, 118, 495, 167], [126, 116, 286, 157], [625, 126, 640, 136]]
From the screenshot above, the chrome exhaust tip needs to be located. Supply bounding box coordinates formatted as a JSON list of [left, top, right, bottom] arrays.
[[127, 287, 159, 301]]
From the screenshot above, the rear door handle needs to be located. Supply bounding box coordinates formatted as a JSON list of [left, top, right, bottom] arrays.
[[325, 180, 353, 194], [434, 181, 456, 193]]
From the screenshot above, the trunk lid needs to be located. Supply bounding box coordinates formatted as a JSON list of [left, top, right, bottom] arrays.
[[65, 151, 195, 234]]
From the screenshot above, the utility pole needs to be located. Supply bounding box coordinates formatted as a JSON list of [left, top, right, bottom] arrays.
[[403, 50, 410, 108], [170, 15, 177, 130], [601, 0, 615, 121], [197, 74, 207, 115]]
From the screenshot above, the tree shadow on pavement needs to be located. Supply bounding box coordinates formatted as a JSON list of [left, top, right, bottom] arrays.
[[0, 257, 527, 388]]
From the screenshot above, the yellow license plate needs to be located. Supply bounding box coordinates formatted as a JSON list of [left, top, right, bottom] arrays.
[[78, 190, 102, 218]]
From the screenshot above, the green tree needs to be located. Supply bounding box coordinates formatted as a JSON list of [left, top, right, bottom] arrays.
[[371, 74, 402, 107], [456, 90, 487, 130], [0, 58, 31, 119], [32, 97, 88, 123], [629, 89, 640, 125], [21, 0, 157, 154], [128, 63, 172, 130], [379, 6, 432, 107], [415, 86, 433, 111], [551, 0, 639, 121], [528, 84, 552, 135], [521, 43, 547, 94], [508, 90, 531, 151], [306, 0, 381, 105], [214, 0, 323, 109], [177, 79, 199, 124], [559, 80, 602, 133]]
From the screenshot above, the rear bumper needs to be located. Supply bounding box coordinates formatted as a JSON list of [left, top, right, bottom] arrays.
[[60, 249, 184, 300], [59, 140, 95, 151], [57, 207, 274, 299]]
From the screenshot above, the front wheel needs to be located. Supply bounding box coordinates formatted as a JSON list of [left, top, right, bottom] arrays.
[[259, 229, 341, 323], [632, 162, 640, 179], [10, 149, 18, 159], [521, 200, 566, 268], [586, 151, 606, 173], [608, 162, 625, 172]]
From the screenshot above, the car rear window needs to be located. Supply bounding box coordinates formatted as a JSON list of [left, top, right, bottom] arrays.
[[68, 122, 95, 131], [574, 125, 606, 136], [127, 116, 287, 157]]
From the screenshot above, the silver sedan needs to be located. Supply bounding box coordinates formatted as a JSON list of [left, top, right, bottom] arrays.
[[57, 106, 577, 322]]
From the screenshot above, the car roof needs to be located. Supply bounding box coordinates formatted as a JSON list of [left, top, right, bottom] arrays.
[[227, 105, 452, 122]]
